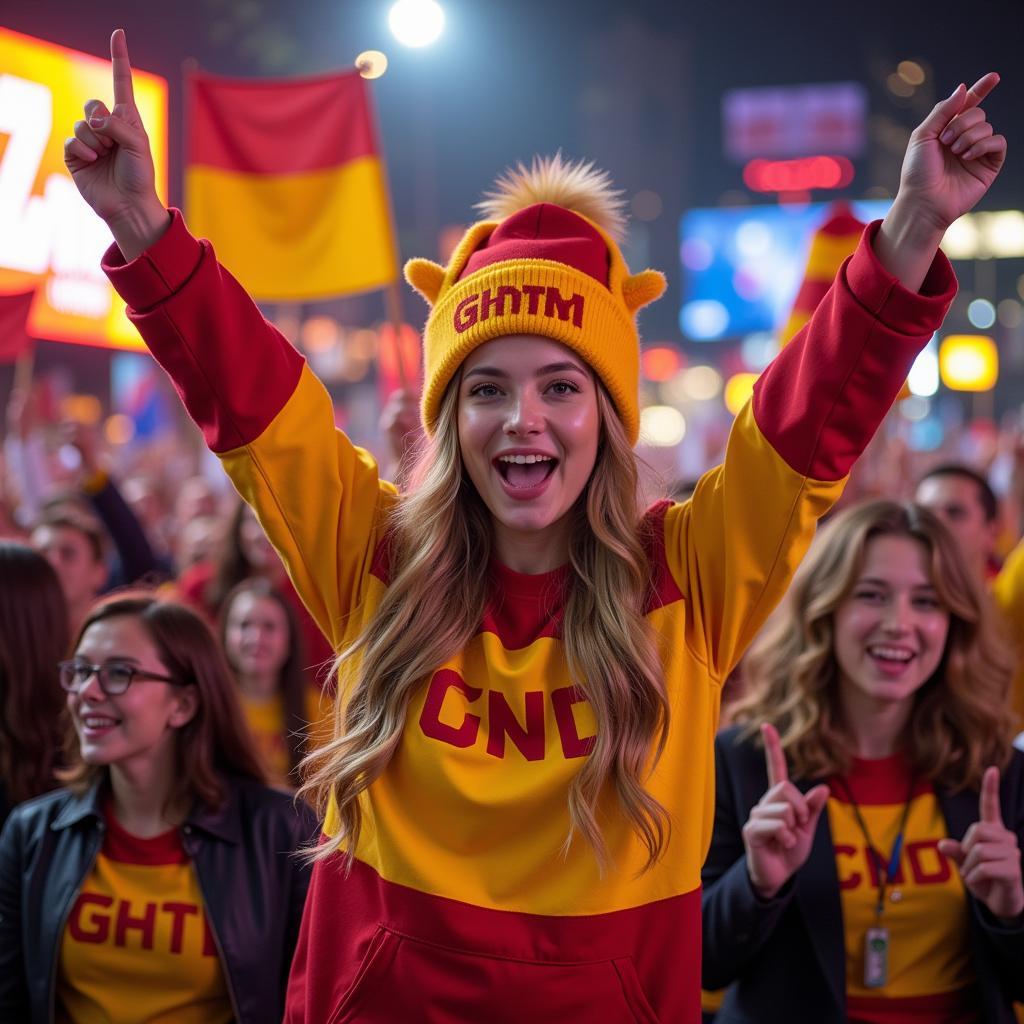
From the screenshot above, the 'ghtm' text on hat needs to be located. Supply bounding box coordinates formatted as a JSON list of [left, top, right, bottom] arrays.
[[453, 285, 585, 333]]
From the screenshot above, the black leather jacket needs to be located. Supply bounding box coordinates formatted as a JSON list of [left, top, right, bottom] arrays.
[[0, 776, 318, 1023]]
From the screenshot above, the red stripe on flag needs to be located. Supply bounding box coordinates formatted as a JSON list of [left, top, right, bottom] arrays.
[[0, 289, 35, 365], [187, 70, 378, 175], [789, 276, 833, 315]]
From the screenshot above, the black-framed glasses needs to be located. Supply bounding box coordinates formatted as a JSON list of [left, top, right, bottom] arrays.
[[58, 659, 183, 696]]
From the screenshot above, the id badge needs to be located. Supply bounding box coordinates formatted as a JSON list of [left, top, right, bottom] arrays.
[[864, 927, 889, 988]]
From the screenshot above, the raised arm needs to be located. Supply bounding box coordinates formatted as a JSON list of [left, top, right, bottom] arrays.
[[666, 76, 1004, 680], [67, 30, 395, 645]]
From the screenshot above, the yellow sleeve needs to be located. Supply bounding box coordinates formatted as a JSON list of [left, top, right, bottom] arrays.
[[220, 366, 398, 650]]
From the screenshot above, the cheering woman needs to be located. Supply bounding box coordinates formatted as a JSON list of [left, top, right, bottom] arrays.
[[703, 501, 1023, 1022], [64, 28, 1004, 1021]]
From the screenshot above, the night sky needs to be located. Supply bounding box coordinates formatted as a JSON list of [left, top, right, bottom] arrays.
[[4, 0, 1023, 345]]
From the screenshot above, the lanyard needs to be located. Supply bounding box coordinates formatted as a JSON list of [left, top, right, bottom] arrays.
[[832, 772, 917, 920]]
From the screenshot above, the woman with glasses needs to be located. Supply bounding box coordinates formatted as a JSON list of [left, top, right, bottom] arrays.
[[0, 593, 317, 1024]]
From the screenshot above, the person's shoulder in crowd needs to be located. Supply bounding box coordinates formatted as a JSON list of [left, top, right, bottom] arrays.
[[207, 774, 319, 840]]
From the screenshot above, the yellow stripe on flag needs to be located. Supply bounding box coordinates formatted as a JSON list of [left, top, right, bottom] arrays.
[[804, 232, 863, 280], [186, 156, 397, 301]]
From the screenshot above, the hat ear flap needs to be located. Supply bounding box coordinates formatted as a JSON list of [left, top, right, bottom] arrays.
[[404, 259, 447, 306], [622, 270, 667, 313]]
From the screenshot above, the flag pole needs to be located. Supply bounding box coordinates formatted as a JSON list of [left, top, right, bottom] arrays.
[[359, 64, 412, 394], [383, 279, 410, 391], [180, 56, 208, 475], [12, 344, 35, 397]]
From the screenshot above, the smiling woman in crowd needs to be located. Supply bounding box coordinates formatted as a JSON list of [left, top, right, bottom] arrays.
[[703, 501, 1024, 1023], [0, 594, 315, 1023]]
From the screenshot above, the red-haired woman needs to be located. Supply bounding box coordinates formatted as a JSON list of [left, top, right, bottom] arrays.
[[0, 595, 315, 1023], [0, 542, 69, 827], [65, 29, 1005, 1022]]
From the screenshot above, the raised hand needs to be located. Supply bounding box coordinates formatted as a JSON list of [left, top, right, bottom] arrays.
[[875, 73, 1007, 292], [380, 388, 423, 463], [897, 74, 1007, 235], [742, 723, 831, 900], [938, 766, 1024, 922], [64, 29, 168, 259]]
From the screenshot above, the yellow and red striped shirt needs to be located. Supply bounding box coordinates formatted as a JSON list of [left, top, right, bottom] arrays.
[[830, 755, 979, 1023], [104, 211, 955, 1022], [57, 804, 231, 1024]]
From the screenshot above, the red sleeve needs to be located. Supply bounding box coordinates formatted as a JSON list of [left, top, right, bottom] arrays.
[[102, 209, 305, 455], [752, 220, 956, 482]]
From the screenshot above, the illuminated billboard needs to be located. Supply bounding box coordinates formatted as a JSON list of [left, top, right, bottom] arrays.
[[679, 200, 891, 341], [0, 27, 168, 350]]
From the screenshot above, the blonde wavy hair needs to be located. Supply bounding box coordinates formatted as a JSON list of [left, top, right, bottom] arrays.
[[732, 500, 1014, 790], [299, 377, 670, 870]]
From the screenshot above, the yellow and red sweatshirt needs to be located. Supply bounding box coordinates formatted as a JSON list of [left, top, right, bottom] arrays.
[[103, 212, 954, 1023], [829, 755, 978, 1023]]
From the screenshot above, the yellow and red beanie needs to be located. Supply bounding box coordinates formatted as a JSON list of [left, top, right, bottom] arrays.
[[404, 156, 666, 445]]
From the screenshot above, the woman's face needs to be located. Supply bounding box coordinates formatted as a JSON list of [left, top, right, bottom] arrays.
[[457, 335, 600, 540], [833, 535, 951, 711], [223, 592, 291, 681], [68, 615, 197, 769], [238, 507, 278, 571]]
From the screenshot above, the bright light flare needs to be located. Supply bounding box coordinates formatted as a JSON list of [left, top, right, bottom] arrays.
[[939, 335, 998, 392], [356, 50, 389, 79], [389, 0, 445, 48], [724, 373, 759, 416], [640, 406, 687, 447]]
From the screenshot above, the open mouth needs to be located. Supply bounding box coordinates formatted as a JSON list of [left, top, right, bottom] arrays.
[[493, 454, 559, 490], [866, 645, 916, 675], [79, 712, 121, 735]]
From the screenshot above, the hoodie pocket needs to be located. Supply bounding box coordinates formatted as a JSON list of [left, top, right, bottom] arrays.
[[328, 926, 401, 1024], [330, 927, 660, 1023]]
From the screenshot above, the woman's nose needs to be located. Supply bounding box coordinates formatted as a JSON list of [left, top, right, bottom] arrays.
[[880, 598, 913, 633], [504, 393, 543, 435]]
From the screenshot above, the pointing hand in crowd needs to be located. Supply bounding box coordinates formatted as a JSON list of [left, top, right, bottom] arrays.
[[898, 74, 1007, 235], [877, 73, 1006, 292], [743, 723, 831, 900], [63, 28, 169, 260], [938, 766, 1024, 923]]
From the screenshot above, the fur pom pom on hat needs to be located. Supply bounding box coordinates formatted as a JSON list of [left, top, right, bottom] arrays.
[[405, 154, 666, 445]]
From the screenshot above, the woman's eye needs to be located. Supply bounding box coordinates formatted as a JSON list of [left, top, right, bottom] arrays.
[[914, 596, 942, 610], [470, 384, 500, 398], [854, 589, 884, 603], [107, 664, 135, 684], [548, 380, 580, 396]]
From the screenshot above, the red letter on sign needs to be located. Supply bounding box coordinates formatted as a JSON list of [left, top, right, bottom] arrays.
[[834, 844, 861, 891], [68, 892, 114, 944], [544, 288, 584, 327], [521, 284, 545, 316], [420, 669, 482, 748], [907, 839, 952, 885], [487, 690, 546, 761], [551, 686, 596, 759], [163, 901, 199, 954], [454, 295, 480, 332], [115, 899, 157, 950]]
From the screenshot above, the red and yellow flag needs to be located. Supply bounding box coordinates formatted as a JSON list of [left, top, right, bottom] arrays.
[[780, 203, 865, 346], [185, 70, 397, 301], [0, 289, 36, 365], [781, 203, 912, 399]]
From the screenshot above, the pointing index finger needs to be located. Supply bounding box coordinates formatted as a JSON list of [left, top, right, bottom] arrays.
[[110, 28, 136, 109], [963, 72, 999, 111], [761, 722, 788, 789], [980, 765, 1003, 825]]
